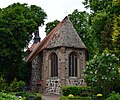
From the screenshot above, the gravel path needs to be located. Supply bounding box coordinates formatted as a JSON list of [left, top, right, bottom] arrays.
[[42, 94, 60, 100]]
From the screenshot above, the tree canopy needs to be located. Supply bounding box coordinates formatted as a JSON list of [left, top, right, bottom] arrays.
[[45, 20, 60, 35], [83, 0, 120, 95], [0, 3, 47, 83], [85, 52, 120, 96]]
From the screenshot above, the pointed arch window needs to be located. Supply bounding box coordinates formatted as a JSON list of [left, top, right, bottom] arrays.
[[69, 52, 78, 77], [51, 53, 58, 77]]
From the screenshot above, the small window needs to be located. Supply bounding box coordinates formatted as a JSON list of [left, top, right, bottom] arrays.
[[69, 52, 77, 77], [51, 53, 58, 77]]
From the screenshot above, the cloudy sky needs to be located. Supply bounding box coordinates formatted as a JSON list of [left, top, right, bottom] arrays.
[[0, 0, 87, 42]]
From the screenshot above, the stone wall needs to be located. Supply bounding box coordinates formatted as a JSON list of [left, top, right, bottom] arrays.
[[64, 48, 86, 79], [66, 79, 85, 86], [41, 47, 86, 94], [30, 47, 86, 94], [46, 79, 61, 95], [31, 54, 42, 92]]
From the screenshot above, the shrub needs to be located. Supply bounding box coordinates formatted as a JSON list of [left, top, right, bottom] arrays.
[[85, 52, 120, 96], [62, 85, 91, 97], [35, 93, 42, 100], [62, 86, 82, 96], [106, 92, 120, 100], [0, 76, 8, 92], [18, 81, 25, 91], [14, 92, 42, 100], [60, 96, 92, 100], [0, 76, 25, 92], [10, 78, 19, 92], [0, 92, 18, 100], [80, 86, 91, 97], [9, 78, 25, 92]]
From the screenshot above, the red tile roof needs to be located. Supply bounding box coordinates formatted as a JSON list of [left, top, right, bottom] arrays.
[[29, 43, 37, 52]]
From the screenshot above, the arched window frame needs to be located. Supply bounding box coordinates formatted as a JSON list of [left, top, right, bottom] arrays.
[[69, 52, 78, 78], [50, 52, 58, 78]]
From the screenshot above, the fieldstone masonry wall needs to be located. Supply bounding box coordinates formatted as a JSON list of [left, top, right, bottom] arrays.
[[30, 48, 86, 94], [31, 55, 42, 92], [42, 48, 86, 94], [66, 79, 85, 86], [46, 79, 61, 95], [29, 17, 87, 94]]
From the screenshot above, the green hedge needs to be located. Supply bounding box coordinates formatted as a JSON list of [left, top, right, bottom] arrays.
[[60, 96, 92, 100], [7, 92, 42, 100], [62, 86, 82, 96], [14, 92, 42, 100], [62, 85, 91, 96], [0, 92, 18, 100], [106, 92, 120, 100], [0, 77, 25, 92]]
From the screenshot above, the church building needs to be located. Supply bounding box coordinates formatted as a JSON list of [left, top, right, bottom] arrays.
[[26, 16, 87, 95]]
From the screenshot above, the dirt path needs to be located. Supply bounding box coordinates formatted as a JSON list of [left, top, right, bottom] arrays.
[[42, 94, 60, 100]]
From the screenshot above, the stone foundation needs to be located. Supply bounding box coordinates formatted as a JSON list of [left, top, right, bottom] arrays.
[[46, 79, 61, 95], [45, 78, 85, 95], [66, 79, 85, 86]]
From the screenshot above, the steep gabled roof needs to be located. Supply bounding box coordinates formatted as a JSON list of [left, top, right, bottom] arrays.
[[26, 16, 86, 62]]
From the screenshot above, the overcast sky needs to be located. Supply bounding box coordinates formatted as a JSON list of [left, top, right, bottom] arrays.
[[0, 0, 88, 43]]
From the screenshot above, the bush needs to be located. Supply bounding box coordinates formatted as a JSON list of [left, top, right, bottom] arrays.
[[62, 85, 91, 96], [60, 96, 92, 100], [80, 86, 91, 97], [14, 92, 42, 100], [35, 93, 42, 100], [106, 92, 120, 100], [62, 86, 82, 96], [18, 81, 25, 91], [0, 92, 18, 100], [10, 78, 25, 92], [0, 76, 8, 92], [0, 76, 25, 92], [10, 78, 19, 92]]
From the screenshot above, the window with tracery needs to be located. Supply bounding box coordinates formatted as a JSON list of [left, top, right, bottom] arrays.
[[69, 52, 78, 77], [51, 53, 58, 77]]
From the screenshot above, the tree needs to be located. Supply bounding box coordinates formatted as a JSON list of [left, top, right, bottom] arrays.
[[68, 10, 89, 43], [82, 0, 120, 55], [85, 51, 120, 96], [111, 0, 120, 58], [112, 15, 120, 58], [83, 0, 113, 13], [0, 3, 47, 83], [68, 10, 95, 59], [45, 20, 60, 35], [82, 0, 120, 97]]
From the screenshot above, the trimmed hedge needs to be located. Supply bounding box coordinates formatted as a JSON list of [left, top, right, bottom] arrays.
[[60, 96, 92, 100], [62, 85, 91, 96], [62, 86, 82, 96]]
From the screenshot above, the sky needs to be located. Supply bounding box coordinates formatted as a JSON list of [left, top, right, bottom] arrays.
[[0, 0, 88, 45]]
